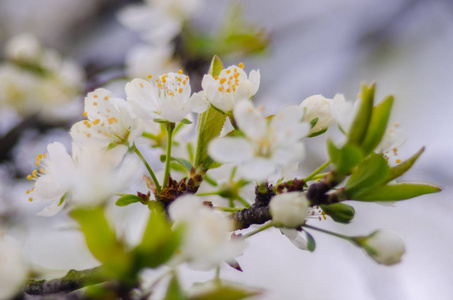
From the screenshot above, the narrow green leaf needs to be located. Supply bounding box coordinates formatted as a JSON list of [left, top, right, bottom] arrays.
[[345, 153, 389, 197], [160, 155, 194, 172], [352, 183, 441, 201], [115, 194, 143, 206], [193, 106, 227, 169], [327, 139, 363, 175], [70, 208, 129, 278], [320, 203, 355, 224], [386, 147, 424, 183], [361, 95, 393, 154], [193, 56, 227, 169], [347, 83, 375, 146], [165, 273, 187, 300]]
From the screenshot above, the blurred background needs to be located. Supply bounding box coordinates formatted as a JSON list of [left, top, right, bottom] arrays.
[[0, 0, 452, 299]]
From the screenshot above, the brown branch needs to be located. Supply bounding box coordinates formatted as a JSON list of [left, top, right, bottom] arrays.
[[24, 267, 105, 296]]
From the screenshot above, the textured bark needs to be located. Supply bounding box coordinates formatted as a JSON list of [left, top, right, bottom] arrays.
[[24, 267, 104, 296]]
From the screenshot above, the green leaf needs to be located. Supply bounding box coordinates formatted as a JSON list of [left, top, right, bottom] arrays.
[[305, 230, 316, 252], [327, 139, 363, 175], [320, 203, 355, 224], [208, 55, 224, 77], [361, 95, 393, 154], [347, 83, 375, 146], [193, 106, 227, 169], [190, 283, 262, 300], [193, 56, 227, 169], [134, 204, 183, 268], [345, 153, 389, 197], [165, 273, 187, 300], [160, 155, 194, 172], [352, 183, 441, 201], [70, 207, 129, 278], [115, 194, 143, 206], [385, 147, 424, 183]]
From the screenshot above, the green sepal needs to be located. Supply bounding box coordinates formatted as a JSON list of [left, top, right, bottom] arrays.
[[133, 203, 183, 269], [58, 192, 68, 206], [190, 282, 263, 300], [361, 95, 393, 154], [305, 230, 316, 252], [344, 153, 389, 198], [180, 118, 192, 125], [309, 117, 318, 129], [347, 83, 375, 146], [352, 183, 441, 201], [385, 147, 424, 183], [165, 272, 187, 300], [320, 203, 355, 224], [70, 207, 130, 279], [327, 139, 363, 176], [115, 194, 145, 206], [308, 127, 328, 138]]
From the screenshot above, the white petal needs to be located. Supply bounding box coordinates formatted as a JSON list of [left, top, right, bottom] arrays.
[[125, 78, 160, 118], [281, 228, 309, 250], [234, 101, 267, 140], [37, 200, 66, 217], [208, 137, 254, 163], [188, 91, 209, 114], [238, 158, 275, 181]]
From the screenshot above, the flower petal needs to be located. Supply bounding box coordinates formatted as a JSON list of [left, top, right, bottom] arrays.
[[208, 137, 254, 163]]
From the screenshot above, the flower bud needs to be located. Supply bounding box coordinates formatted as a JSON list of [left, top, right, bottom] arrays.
[[355, 229, 406, 265], [320, 203, 355, 223], [270, 192, 309, 227], [300, 95, 334, 135]]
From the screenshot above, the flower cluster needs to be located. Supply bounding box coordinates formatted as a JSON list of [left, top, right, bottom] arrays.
[[0, 33, 85, 121], [21, 56, 439, 299]]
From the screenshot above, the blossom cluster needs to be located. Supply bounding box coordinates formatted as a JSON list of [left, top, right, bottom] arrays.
[[0, 33, 85, 121], [15, 56, 439, 298]]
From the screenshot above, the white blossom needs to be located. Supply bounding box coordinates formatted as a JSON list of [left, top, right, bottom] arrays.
[[193, 64, 260, 113], [71, 88, 143, 149], [208, 101, 309, 181], [0, 34, 85, 121], [360, 229, 406, 265], [300, 94, 334, 135], [117, 0, 203, 45], [0, 234, 28, 300], [168, 195, 244, 270], [330, 94, 360, 134], [27, 142, 140, 216], [126, 71, 206, 123], [270, 192, 310, 227]]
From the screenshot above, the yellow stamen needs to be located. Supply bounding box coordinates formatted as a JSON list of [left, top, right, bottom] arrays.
[[178, 70, 183, 74], [238, 63, 245, 69]]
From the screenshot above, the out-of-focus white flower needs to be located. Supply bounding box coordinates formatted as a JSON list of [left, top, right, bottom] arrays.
[[168, 195, 244, 270], [27, 142, 140, 216], [300, 94, 334, 135], [126, 71, 207, 123], [330, 94, 360, 134], [0, 34, 85, 121], [208, 101, 309, 181], [71, 88, 143, 149], [0, 234, 28, 300], [358, 229, 406, 265], [125, 44, 180, 80], [270, 192, 309, 227], [4, 33, 42, 63], [193, 64, 260, 114], [118, 0, 203, 44]]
